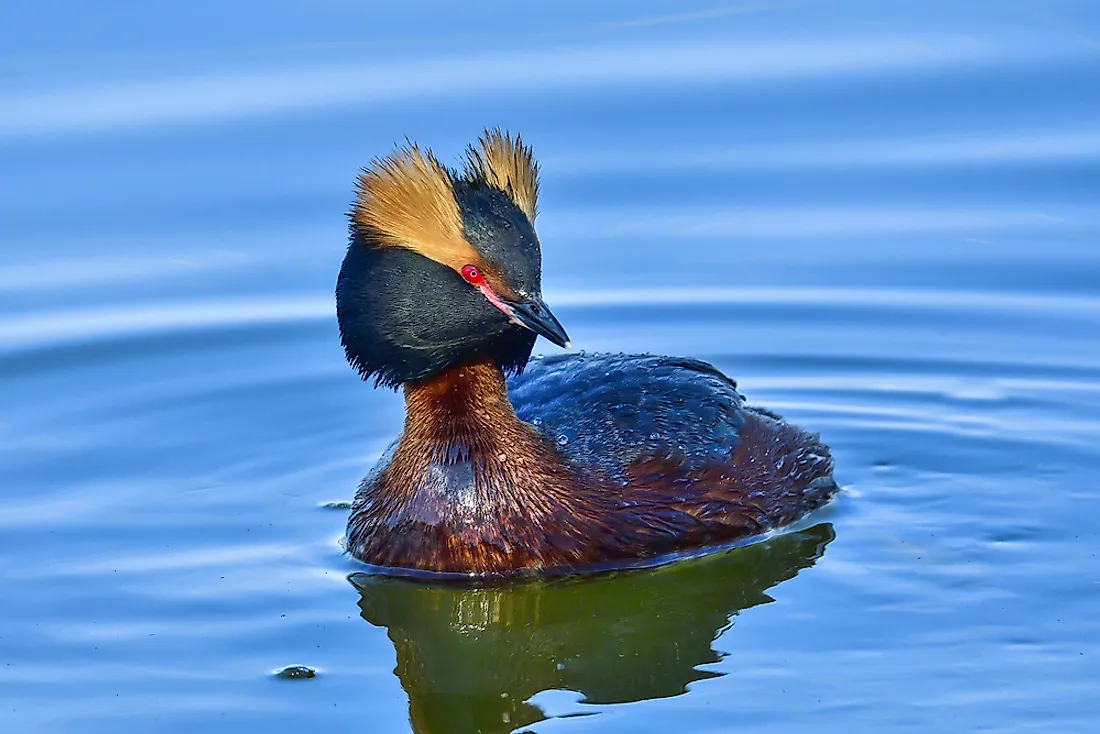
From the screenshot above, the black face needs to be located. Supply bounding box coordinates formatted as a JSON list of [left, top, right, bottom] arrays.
[[337, 181, 565, 388]]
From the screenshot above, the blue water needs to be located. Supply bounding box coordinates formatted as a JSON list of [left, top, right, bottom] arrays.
[[2, 2, 1099, 732]]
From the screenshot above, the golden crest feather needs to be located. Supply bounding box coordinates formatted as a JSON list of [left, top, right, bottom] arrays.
[[464, 129, 540, 223], [353, 144, 475, 271]]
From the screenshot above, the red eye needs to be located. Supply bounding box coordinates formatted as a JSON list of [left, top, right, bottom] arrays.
[[461, 265, 484, 285]]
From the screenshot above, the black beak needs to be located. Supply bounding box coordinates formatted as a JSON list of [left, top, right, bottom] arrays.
[[506, 296, 571, 349]]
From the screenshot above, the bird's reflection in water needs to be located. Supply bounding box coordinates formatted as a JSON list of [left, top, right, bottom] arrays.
[[351, 523, 834, 734]]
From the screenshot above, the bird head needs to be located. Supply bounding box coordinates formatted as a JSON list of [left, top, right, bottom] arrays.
[[336, 129, 569, 387]]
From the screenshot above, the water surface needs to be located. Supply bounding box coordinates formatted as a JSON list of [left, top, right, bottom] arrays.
[[2, 1, 1099, 732]]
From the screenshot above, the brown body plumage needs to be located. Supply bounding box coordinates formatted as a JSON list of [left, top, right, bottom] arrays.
[[346, 359, 836, 575]]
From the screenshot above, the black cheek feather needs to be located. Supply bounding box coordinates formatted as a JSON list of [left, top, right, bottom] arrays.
[[336, 231, 538, 388]]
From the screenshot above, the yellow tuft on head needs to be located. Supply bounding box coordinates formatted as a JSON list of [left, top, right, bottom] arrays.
[[464, 128, 540, 224], [353, 144, 476, 271]]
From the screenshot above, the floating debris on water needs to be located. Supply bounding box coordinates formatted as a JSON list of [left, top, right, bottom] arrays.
[[275, 665, 317, 680]]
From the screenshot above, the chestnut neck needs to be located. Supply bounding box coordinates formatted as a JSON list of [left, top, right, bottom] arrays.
[[400, 360, 523, 451], [350, 358, 602, 574]]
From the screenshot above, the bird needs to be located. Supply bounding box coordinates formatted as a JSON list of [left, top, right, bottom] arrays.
[[336, 129, 838, 577]]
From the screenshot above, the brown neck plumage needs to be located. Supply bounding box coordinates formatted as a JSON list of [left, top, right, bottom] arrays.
[[391, 359, 579, 521], [347, 358, 599, 572], [401, 360, 520, 452]]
